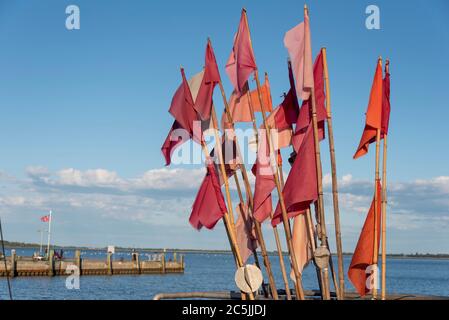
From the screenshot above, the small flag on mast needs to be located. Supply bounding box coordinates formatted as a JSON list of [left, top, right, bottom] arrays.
[[225, 9, 257, 94], [284, 8, 314, 101], [40, 215, 50, 222], [353, 60, 383, 159]]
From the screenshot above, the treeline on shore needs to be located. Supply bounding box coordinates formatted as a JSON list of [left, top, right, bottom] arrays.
[[2, 240, 449, 259]]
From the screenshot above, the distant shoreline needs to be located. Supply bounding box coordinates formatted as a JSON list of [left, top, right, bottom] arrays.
[[2, 240, 449, 260]]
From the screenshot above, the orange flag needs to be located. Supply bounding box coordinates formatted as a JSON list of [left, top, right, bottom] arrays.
[[235, 202, 258, 263], [222, 78, 273, 127], [348, 180, 382, 297], [353, 60, 383, 159], [290, 212, 313, 279]]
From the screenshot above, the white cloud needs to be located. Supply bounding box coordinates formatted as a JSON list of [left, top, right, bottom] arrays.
[[2, 166, 449, 251]]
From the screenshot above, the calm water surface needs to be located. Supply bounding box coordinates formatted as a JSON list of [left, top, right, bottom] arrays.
[[1, 248, 448, 300]]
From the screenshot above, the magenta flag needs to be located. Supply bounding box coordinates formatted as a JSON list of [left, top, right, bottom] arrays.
[[189, 163, 227, 230], [195, 41, 221, 120], [225, 9, 257, 94], [292, 51, 327, 153], [272, 125, 318, 226], [284, 9, 314, 101]]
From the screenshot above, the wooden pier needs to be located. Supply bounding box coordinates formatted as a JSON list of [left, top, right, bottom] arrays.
[[0, 249, 184, 277]]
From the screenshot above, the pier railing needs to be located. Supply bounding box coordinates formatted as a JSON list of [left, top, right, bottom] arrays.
[[0, 249, 184, 277]]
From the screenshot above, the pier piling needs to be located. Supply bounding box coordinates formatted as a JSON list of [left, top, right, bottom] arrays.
[[107, 252, 113, 275], [10, 250, 16, 278]]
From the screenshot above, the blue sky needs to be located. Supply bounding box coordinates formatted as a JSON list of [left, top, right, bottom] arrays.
[[0, 0, 448, 253]]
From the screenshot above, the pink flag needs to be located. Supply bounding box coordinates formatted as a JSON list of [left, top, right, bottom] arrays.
[[272, 125, 317, 226], [168, 69, 200, 139], [284, 9, 314, 101], [292, 51, 327, 152], [161, 70, 206, 166], [226, 9, 257, 94], [235, 202, 258, 263], [161, 121, 189, 166], [221, 77, 274, 127], [40, 215, 50, 222], [290, 212, 313, 279], [252, 129, 276, 223], [189, 163, 227, 230], [195, 41, 221, 120], [265, 107, 293, 150]]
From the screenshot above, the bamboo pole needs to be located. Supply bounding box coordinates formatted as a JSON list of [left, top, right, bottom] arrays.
[[303, 4, 331, 300], [265, 74, 293, 300], [381, 59, 389, 300], [321, 47, 345, 299], [372, 58, 382, 300], [232, 170, 269, 298], [199, 139, 252, 300], [381, 134, 388, 300], [240, 8, 305, 299], [305, 208, 325, 296], [217, 86, 278, 300], [256, 77, 305, 300], [209, 51, 277, 299], [246, 73, 294, 300], [210, 106, 245, 269], [184, 66, 253, 300]]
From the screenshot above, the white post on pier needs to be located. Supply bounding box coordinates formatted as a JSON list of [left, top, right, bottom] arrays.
[[38, 229, 44, 255], [46, 210, 52, 259]]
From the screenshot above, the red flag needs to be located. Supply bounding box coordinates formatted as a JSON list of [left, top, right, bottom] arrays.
[[235, 202, 258, 263], [252, 129, 277, 223], [195, 40, 221, 120], [40, 215, 50, 222], [210, 136, 241, 185], [381, 70, 391, 137], [272, 125, 317, 226], [162, 70, 206, 165], [348, 180, 382, 297], [353, 60, 383, 159], [189, 163, 227, 230], [292, 51, 327, 152], [168, 68, 201, 140], [274, 89, 300, 130], [161, 121, 189, 166], [226, 9, 257, 94]]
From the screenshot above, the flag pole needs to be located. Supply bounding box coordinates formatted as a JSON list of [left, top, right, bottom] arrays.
[[211, 55, 278, 300], [305, 208, 326, 296], [246, 77, 293, 300], [321, 47, 345, 299], [181, 66, 253, 300], [232, 173, 269, 298], [265, 73, 293, 300], [243, 8, 305, 300], [199, 140, 249, 300], [247, 88, 292, 300], [46, 210, 52, 259], [372, 57, 383, 300], [304, 4, 331, 300], [39, 229, 44, 256], [381, 59, 389, 300]]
